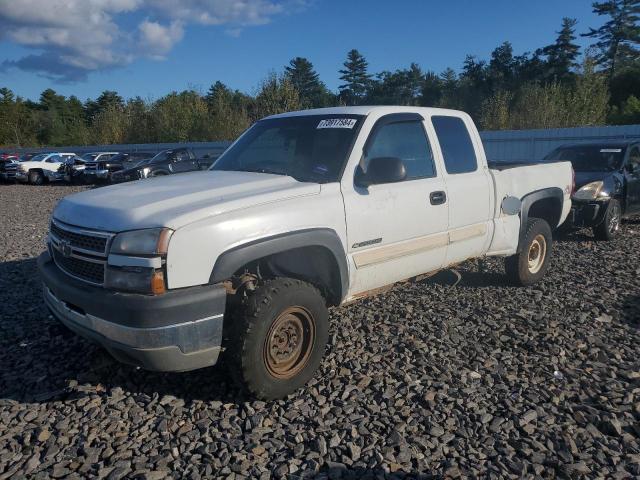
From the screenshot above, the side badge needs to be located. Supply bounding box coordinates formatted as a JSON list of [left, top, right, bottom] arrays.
[[352, 238, 382, 249]]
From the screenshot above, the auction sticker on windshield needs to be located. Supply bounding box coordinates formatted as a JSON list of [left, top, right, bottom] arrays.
[[317, 118, 358, 129]]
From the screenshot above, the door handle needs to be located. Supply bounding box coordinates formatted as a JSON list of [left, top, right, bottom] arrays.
[[430, 191, 447, 205]]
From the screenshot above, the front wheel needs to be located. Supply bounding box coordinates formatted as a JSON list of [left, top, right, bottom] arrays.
[[593, 199, 621, 241], [227, 278, 329, 400], [505, 218, 553, 286], [28, 170, 44, 185]]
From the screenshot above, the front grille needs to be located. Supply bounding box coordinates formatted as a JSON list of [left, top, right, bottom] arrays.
[[49, 220, 113, 286], [52, 248, 105, 284], [85, 162, 98, 171], [51, 222, 107, 253]]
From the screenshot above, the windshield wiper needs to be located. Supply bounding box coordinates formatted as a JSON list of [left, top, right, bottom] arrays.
[[242, 167, 289, 176]]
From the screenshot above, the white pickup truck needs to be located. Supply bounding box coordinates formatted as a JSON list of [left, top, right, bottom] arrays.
[[39, 107, 573, 399], [16, 152, 77, 184]]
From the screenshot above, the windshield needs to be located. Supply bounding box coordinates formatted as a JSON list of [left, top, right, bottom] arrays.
[[211, 115, 364, 183], [26, 153, 47, 162], [544, 145, 626, 172], [149, 150, 171, 164], [81, 153, 98, 161]]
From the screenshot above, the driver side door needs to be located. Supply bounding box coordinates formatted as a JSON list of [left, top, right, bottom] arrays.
[[342, 113, 449, 297], [625, 145, 640, 214]]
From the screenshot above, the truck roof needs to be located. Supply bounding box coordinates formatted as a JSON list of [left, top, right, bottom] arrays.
[[265, 105, 467, 119]]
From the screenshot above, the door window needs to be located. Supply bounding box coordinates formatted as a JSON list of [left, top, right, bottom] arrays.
[[365, 121, 436, 179], [629, 147, 640, 172], [432, 116, 478, 174]]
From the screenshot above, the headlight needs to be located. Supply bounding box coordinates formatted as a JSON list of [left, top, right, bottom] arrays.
[[140, 167, 150, 178], [573, 181, 608, 200], [110, 228, 173, 255], [107, 228, 173, 294], [105, 266, 166, 295]]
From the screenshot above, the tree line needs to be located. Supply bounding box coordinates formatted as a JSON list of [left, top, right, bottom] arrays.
[[0, 0, 639, 148]]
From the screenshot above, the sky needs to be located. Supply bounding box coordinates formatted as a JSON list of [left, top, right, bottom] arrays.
[[0, 0, 603, 102]]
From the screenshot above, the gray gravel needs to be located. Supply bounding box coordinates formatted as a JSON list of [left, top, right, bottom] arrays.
[[1, 183, 640, 479]]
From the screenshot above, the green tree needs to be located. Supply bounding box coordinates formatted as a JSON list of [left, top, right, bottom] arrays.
[[367, 63, 424, 105], [253, 73, 301, 120], [583, 0, 640, 77], [543, 17, 581, 81], [206, 81, 250, 140], [610, 94, 640, 123], [338, 49, 371, 105], [85, 90, 125, 122], [285, 57, 332, 108]]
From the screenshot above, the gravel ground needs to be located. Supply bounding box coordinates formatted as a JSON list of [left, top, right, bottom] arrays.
[[1, 183, 640, 479]]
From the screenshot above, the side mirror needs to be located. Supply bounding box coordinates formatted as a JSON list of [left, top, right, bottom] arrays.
[[356, 157, 407, 187]]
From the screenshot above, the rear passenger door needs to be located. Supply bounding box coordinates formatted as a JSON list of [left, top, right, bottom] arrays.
[[625, 145, 640, 213], [430, 115, 493, 266], [342, 113, 450, 296]]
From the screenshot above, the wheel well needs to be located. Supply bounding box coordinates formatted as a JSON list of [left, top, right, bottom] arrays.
[[527, 197, 562, 230], [231, 246, 343, 306]]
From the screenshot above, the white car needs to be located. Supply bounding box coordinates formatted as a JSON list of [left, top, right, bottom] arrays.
[[39, 106, 573, 399], [16, 152, 77, 185]]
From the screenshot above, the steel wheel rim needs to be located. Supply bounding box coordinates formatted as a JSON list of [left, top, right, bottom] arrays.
[[608, 203, 621, 234], [527, 234, 547, 274], [264, 306, 315, 379]]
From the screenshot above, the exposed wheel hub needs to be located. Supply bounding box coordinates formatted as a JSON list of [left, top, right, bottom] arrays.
[[527, 234, 547, 274], [264, 307, 315, 379]]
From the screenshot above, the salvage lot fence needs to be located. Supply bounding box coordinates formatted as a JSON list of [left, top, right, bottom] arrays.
[[482, 124, 640, 162], [6, 124, 640, 163]]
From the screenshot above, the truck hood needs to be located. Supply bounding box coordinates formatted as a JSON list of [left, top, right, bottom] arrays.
[[53, 170, 320, 232]]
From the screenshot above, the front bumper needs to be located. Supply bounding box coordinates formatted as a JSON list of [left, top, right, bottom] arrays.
[[567, 199, 609, 228], [38, 251, 227, 372], [44, 170, 65, 182], [84, 169, 110, 180], [15, 171, 28, 182]]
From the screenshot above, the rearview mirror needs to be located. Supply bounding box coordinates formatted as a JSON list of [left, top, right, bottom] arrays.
[[355, 157, 407, 187]]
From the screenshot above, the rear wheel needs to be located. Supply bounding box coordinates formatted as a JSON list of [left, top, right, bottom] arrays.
[[28, 170, 44, 185], [593, 199, 621, 241], [227, 278, 328, 400], [505, 218, 553, 286]]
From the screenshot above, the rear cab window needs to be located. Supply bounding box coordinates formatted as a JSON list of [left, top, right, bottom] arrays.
[[431, 116, 478, 174]]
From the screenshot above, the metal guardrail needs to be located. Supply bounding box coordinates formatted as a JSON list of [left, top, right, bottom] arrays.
[[480, 124, 640, 162], [4, 124, 640, 163], [6, 141, 233, 158]]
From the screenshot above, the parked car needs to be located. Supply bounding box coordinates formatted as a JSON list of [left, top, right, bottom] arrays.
[[84, 151, 154, 183], [59, 155, 89, 184], [110, 148, 215, 183], [0, 156, 19, 182], [544, 141, 640, 240], [39, 106, 573, 399], [16, 152, 76, 185]]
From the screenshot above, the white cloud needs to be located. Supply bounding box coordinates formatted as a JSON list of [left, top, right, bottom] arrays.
[[0, 0, 308, 82], [138, 19, 184, 59]]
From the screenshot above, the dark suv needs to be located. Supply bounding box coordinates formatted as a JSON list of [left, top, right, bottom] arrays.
[[544, 141, 640, 240], [110, 148, 216, 183], [84, 152, 155, 183]]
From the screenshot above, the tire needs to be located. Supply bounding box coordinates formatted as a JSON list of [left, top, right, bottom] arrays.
[[227, 278, 329, 400], [593, 199, 621, 241], [28, 170, 44, 185], [505, 218, 553, 286]]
